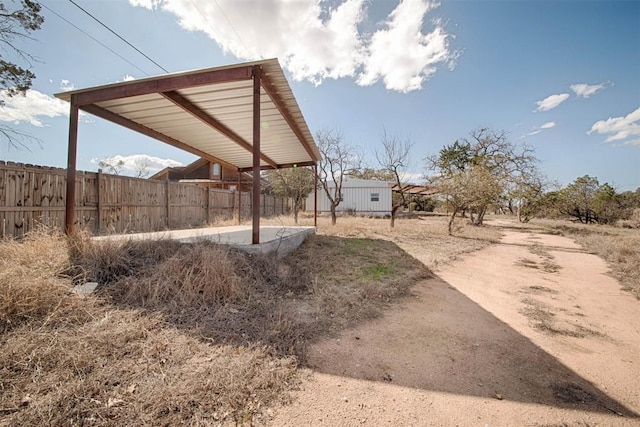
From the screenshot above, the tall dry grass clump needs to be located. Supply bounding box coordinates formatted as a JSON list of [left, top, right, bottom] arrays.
[[0, 228, 82, 332], [119, 242, 246, 307], [67, 231, 183, 285]]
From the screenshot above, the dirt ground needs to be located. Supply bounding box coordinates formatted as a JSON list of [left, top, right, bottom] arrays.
[[268, 218, 640, 426]]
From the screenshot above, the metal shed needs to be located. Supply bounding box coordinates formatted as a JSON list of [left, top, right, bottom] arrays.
[[307, 177, 393, 217], [55, 58, 321, 243]]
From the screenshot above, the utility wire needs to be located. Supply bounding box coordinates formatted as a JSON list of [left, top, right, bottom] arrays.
[[212, 0, 254, 59], [68, 0, 169, 73], [188, 0, 223, 41], [188, 0, 253, 58], [42, 2, 150, 76]]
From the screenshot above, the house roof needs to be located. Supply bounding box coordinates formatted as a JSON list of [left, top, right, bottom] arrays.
[[55, 58, 321, 172], [148, 157, 254, 181]]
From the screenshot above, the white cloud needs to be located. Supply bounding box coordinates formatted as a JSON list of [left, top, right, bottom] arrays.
[[60, 79, 76, 92], [570, 82, 611, 98], [128, 0, 457, 93], [91, 154, 184, 176], [357, 1, 455, 92], [535, 93, 570, 112], [0, 89, 69, 127], [540, 121, 556, 129], [588, 107, 640, 146], [129, 0, 159, 7], [522, 121, 556, 138]]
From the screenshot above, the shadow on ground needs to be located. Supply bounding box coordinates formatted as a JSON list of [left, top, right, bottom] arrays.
[[307, 273, 637, 418]]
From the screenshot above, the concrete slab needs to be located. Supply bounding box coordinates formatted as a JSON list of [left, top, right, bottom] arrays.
[[73, 281, 98, 296], [93, 226, 315, 258]]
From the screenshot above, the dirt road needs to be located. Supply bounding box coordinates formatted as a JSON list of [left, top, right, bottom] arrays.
[[269, 219, 640, 426]]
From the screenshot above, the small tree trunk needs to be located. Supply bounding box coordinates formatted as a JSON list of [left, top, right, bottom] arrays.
[[475, 207, 487, 225], [293, 199, 300, 224], [330, 206, 337, 225], [448, 207, 459, 235], [390, 204, 401, 228]]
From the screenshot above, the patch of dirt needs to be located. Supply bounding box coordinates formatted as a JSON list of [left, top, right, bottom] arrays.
[[269, 217, 640, 426]]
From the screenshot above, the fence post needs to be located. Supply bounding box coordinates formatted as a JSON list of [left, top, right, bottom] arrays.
[[237, 171, 241, 224], [206, 186, 211, 224], [96, 169, 103, 235], [165, 180, 170, 229]]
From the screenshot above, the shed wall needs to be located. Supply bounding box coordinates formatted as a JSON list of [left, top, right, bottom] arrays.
[[306, 183, 392, 217]]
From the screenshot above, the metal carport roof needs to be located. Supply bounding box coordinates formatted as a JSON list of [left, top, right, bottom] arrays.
[[56, 58, 320, 243]]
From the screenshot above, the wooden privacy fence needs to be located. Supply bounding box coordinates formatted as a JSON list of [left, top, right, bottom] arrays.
[[0, 161, 294, 238]]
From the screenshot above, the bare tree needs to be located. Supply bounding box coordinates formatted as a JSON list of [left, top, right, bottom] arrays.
[[0, 126, 40, 150], [132, 157, 151, 178], [316, 128, 359, 225], [98, 156, 151, 178], [375, 130, 413, 228], [98, 158, 125, 175], [263, 166, 314, 224]]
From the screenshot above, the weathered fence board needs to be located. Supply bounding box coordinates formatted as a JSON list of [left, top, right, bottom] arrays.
[[0, 161, 294, 238]]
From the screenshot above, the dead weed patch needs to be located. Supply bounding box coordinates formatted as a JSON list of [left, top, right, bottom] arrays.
[[520, 298, 602, 338], [0, 309, 296, 426], [1, 222, 431, 425], [0, 229, 89, 333]]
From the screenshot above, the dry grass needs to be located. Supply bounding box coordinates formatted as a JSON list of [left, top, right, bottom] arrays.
[[519, 298, 601, 338], [531, 219, 640, 299], [263, 213, 502, 270], [515, 244, 561, 273], [0, 228, 86, 333], [0, 234, 300, 425], [2, 215, 456, 425], [118, 242, 246, 307], [67, 230, 183, 285], [0, 310, 297, 426]]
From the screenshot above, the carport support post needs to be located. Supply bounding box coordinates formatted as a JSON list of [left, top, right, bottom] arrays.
[[252, 66, 261, 244], [237, 171, 242, 224], [314, 162, 318, 227], [65, 95, 79, 235]]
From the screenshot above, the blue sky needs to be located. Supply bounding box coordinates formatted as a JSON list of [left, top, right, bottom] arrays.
[[1, 0, 638, 190]]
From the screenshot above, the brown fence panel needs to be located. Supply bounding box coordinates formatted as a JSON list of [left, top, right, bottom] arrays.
[[169, 183, 208, 229], [0, 163, 69, 238], [209, 189, 235, 222], [0, 161, 297, 238]]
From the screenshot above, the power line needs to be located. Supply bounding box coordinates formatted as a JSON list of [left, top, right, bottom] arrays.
[[42, 3, 150, 76], [188, 0, 223, 41], [187, 0, 255, 59], [67, 0, 169, 73], [212, 0, 254, 59]]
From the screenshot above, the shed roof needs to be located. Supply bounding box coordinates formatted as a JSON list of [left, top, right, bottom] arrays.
[[55, 58, 320, 172], [335, 178, 394, 188]]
